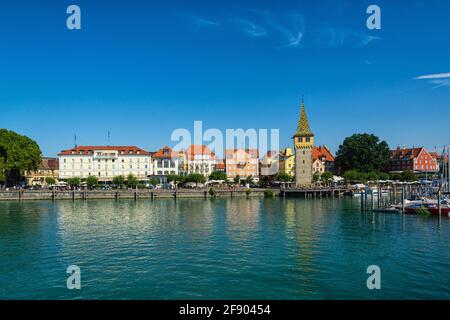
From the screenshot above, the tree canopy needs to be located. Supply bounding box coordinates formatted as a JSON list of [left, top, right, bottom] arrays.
[[335, 133, 390, 173], [0, 129, 42, 186], [113, 175, 125, 187], [209, 171, 227, 181], [86, 176, 98, 189], [275, 172, 294, 182], [127, 174, 139, 188], [185, 173, 206, 184]]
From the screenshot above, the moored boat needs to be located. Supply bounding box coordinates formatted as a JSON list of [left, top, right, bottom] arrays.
[[404, 203, 450, 216]]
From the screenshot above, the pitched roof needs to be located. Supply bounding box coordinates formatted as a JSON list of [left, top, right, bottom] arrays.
[[294, 97, 314, 137], [152, 146, 179, 159], [58, 146, 151, 156], [312, 146, 335, 162], [185, 144, 216, 160], [390, 147, 424, 160]]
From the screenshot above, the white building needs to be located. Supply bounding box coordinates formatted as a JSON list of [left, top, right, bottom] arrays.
[[152, 146, 184, 183], [58, 146, 153, 181], [185, 144, 216, 176]]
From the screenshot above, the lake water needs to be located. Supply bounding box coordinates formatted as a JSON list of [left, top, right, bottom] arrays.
[[1, 197, 449, 299]]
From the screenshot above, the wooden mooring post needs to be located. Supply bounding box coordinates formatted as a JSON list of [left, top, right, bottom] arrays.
[[438, 189, 442, 216], [401, 186, 406, 213], [360, 190, 364, 211]]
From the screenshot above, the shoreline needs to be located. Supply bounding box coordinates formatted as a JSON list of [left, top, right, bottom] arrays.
[[0, 188, 281, 201]]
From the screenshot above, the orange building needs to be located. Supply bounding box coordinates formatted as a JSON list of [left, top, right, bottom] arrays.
[[225, 149, 259, 179]]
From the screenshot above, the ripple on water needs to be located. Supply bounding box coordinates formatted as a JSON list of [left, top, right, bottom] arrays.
[[0, 198, 449, 299]]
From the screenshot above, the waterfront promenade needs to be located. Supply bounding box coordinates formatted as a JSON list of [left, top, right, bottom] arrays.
[[0, 188, 279, 201], [0, 187, 348, 201]]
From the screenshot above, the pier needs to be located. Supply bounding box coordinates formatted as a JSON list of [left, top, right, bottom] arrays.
[[281, 188, 344, 198]]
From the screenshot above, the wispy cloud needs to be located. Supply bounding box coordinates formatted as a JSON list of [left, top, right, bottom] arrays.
[[430, 79, 450, 88], [183, 10, 380, 49], [234, 19, 267, 37], [414, 72, 450, 88], [415, 72, 450, 80], [186, 15, 220, 29]]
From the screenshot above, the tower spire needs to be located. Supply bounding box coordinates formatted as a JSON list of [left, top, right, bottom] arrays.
[[295, 95, 313, 137]]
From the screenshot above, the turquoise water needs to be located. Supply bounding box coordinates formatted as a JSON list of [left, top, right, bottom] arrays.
[[0, 197, 449, 300]]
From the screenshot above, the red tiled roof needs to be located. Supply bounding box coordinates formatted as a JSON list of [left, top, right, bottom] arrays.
[[225, 149, 259, 159], [58, 146, 151, 156], [185, 145, 216, 160], [312, 146, 335, 162], [215, 160, 226, 170], [152, 146, 179, 159], [390, 147, 424, 160]]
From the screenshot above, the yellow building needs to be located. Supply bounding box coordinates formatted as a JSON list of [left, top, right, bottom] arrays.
[[25, 157, 59, 186], [279, 148, 295, 176]]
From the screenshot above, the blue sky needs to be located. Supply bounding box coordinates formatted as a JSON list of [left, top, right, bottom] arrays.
[[1, 0, 449, 157]]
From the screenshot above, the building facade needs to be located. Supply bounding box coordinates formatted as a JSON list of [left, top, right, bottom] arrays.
[[214, 160, 226, 173], [184, 145, 216, 176], [312, 146, 335, 174], [389, 147, 438, 173], [58, 146, 153, 181], [152, 146, 182, 183], [294, 97, 314, 187], [279, 147, 295, 176], [25, 157, 59, 186], [153, 146, 181, 175], [225, 149, 259, 179]]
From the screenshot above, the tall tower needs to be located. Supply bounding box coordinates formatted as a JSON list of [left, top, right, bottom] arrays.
[[293, 96, 314, 187]]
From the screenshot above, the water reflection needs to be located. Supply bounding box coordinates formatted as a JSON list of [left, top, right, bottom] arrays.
[[0, 198, 449, 299]]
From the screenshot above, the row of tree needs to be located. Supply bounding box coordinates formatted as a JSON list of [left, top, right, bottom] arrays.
[[342, 169, 418, 183]]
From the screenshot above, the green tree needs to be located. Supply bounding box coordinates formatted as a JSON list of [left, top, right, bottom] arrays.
[[209, 171, 227, 181], [245, 175, 254, 185], [86, 176, 98, 189], [113, 175, 125, 188], [67, 177, 80, 188], [335, 133, 390, 174], [275, 172, 293, 182], [364, 171, 379, 182], [150, 177, 159, 186], [401, 170, 417, 182], [127, 174, 138, 188], [186, 173, 206, 186], [0, 129, 42, 186], [312, 172, 321, 183], [377, 171, 390, 181], [166, 174, 185, 187], [234, 175, 241, 185], [321, 171, 333, 185], [343, 169, 364, 183], [389, 173, 402, 181], [45, 177, 56, 185]]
